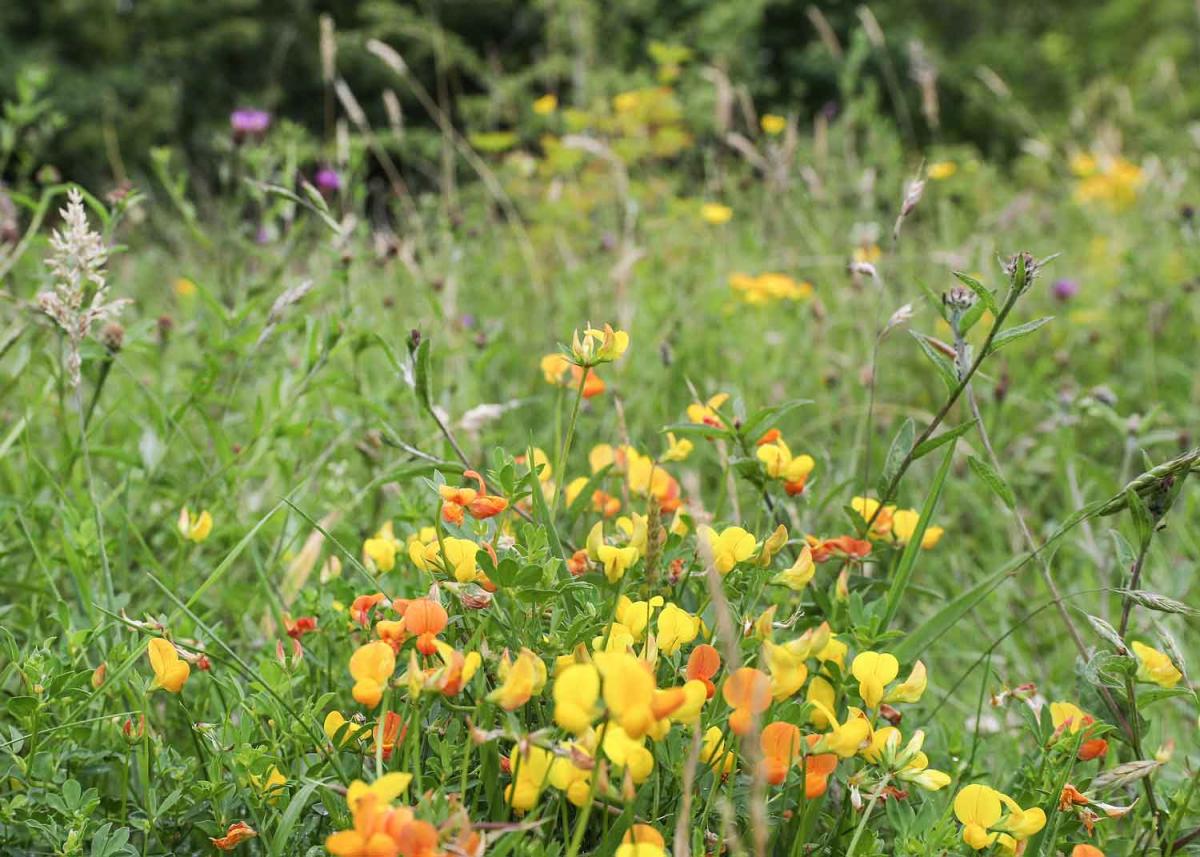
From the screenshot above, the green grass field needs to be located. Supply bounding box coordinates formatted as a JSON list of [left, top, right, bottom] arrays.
[[1, 25, 1198, 857]]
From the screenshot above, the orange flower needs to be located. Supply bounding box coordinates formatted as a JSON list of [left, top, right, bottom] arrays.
[[802, 734, 838, 798], [592, 490, 622, 518], [1078, 738, 1109, 761], [760, 721, 802, 785], [805, 535, 872, 563], [210, 821, 257, 850], [567, 549, 590, 577], [442, 470, 509, 523], [351, 593, 388, 627], [1059, 784, 1090, 811], [404, 599, 449, 656], [376, 620, 408, 653], [1071, 846, 1105, 857], [371, 710, 407, 761], [686, 644, 721, 699], [284, 615, 318, 639], [722, 667, 772, 735]]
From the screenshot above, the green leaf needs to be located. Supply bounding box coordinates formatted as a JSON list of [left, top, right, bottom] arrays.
[[413, 336, 433, 410], [1125, 487, 1153, 550], [525, 442, 564, 560], [910, 332, 959, 391], [911, 420, 977, 460], [895, 501, 1104, 661], [967, 455, 1016, 510], [877, 418, 915, 495], [883, 443, 954, 629], [269, 780, 322, 856], [952, 271, 998, 314], [739, 398, 813, 441], [986, 316, 1054, 355]]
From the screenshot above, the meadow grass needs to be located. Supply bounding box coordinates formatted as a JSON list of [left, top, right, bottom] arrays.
[[1, 44, 1198, 857]]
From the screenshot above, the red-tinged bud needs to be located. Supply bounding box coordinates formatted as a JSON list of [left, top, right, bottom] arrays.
[[123, 714, 146, 744], [91, 662, 107, 689], [196, 655, 211, 671], [499, 756, 512, 774], [878, 703, 903, 727]]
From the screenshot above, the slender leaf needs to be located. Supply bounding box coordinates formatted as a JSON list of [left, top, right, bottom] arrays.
[[911, 420, 977, 460], [967, 455, 1016, 510], [986, 316, 1054, 355]]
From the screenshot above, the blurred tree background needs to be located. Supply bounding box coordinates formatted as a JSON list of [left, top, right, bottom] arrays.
[[1, 0, 1196, 188]]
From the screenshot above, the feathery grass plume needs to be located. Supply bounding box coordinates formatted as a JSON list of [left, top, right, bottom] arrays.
[[38, 188, 129, 388]]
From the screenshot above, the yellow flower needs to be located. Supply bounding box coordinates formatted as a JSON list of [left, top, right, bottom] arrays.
[[762, 639, 808, 701], [533, 93, 558, 115], [771, 544, 815, 590], [595, 652, 684, 739], [615, 595, 664, 640], [890, 509, 944, 549], [700, 202, 733, 225], [755, 524, 789, 567], [251, 766, 287, 803], [756, 439, 815, 489], [671, 680, 708, 725], [615, 513, 649, 554], [322, 711, 365, 747], [686, 393, 729, 427], [701, 725, 735, 775], [554, 664, 601, 734], [954, 784, 1002, 850], [410, 535, 482, 584], [593, 622, 636, 654], [362, 522, 401, 573], [927, 161, 957, 180], [806, 675, 836, 728], [571, 323, 630, 365], [1132, 641, 1182, 688], [655, 603, 701, 655], [147, 638, 190, 693], [549, 738, 595, 806], [760, 114, 786, 135], [884, 660, 927, 704], [698, 525, 757, 575], [173, 277, 197, 297], [850, 497, 893, 537], [953, 784, 1046, 850], [349, 641, 395, 708], [505, 745, 554, 811], [810, 703, 871, 758], [662, 432, 693, 462], [729, 272, 812, 305], [489, 648, 547, 710], [177, 507, 213, 543], [587, 522, 640, 583], [616, 824, 666, 857], [851, 651, 899, 709], [602, 723, 655, 783], [345, 772, 412, 810]]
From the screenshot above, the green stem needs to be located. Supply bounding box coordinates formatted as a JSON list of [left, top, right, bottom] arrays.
[[846, 775, 890, 857], [551, 375, 587, 517]]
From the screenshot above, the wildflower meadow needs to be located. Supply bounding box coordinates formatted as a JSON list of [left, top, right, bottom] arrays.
[[1, 4, 1198, 857]]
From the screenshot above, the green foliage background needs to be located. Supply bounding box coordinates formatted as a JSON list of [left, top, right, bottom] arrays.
[[2, 0, 1197, 185]]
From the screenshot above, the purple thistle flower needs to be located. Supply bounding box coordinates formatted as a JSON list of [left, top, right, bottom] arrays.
[[314, 167, 342, 193], [1052, 278, 1079, 302], [230, 108, 271, 140]]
